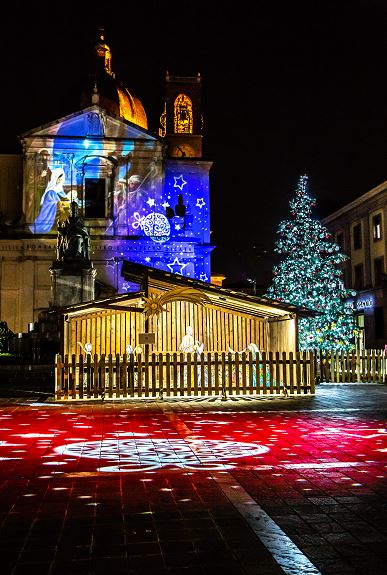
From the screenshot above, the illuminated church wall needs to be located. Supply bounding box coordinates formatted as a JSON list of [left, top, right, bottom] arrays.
[[23, 110, 163, 237], [21, 106, 212, 301], [0, 33, 213, 333]]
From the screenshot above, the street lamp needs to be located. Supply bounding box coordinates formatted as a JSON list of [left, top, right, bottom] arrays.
[[247, 277, 257, 295]]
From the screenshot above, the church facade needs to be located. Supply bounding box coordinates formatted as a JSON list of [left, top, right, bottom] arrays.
[[0, 30, 213, 333]]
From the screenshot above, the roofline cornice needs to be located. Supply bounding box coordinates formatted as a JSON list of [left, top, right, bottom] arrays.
[[322, 180, 387, 224]]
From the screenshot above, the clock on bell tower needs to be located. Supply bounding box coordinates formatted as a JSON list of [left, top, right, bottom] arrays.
[[159, 72, 203, 159]]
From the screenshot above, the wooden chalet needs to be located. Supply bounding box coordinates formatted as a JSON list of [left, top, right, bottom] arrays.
[[59, 261, 315, 357], [53, 262, 319, 400]]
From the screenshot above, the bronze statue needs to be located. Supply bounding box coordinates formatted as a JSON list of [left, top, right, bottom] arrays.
[[55, 201, 91, 262]]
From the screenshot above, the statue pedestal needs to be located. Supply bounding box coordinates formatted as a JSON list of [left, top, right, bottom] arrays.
[[50, 263, 97, 307]]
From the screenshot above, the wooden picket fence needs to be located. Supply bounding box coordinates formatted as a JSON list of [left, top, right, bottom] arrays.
[[55, 351, 315, 401], [316, 349, 387, 383]]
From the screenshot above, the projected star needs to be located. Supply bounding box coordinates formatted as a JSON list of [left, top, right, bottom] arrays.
[[167, 257, 188, 275], [200, 273, 208, 282], [146, 198, 155, 207], [145, 257, 151, 262], [174, 175, 187, 190], [161, 201, 170, 208], [196, 198, 205, 208]]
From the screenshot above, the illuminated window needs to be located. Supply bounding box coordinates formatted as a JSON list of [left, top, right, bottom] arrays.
[[372, 213, 382, 241], [84, 178, 106, 218], [354, 263, 364, 290], [159, 103, 166, 137], [174, 94, 193, 134], [353, 223, 362, 250], [356, 313, 365, 329]]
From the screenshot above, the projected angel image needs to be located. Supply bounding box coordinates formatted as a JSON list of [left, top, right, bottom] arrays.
[[29, 168, 70, 233]]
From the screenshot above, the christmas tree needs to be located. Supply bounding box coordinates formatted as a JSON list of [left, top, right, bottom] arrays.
[[265, 175, 356, 351]]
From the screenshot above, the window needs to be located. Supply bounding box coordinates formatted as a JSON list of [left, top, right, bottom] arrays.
[[356, 313, 365, 329], [336, 232, 344, 251], [84, 178, 106, 218], [372, 213, 382, 241], [374, 307, 385, 339], [174, 94, 193, 134], [374, 257, 384, 286], [354, 263, 364, 290], [353, 223, 362, 250]]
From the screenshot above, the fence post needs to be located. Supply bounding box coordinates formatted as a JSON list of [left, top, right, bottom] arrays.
[[158, 352, 164, 400], [314, 351, 321, 384], [221, 352, 227, 400], [310, 352, 315, 394], [99, 354, 105, 401], [55, 354, 62, 400], [79, 354, 84, 399]]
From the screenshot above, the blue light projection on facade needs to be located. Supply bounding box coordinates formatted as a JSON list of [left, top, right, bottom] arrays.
[[29, 168, 68, 233], [24, 106, 213, 292]]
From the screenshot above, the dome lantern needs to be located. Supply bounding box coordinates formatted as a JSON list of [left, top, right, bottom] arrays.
[[81, 27, 148, 130]]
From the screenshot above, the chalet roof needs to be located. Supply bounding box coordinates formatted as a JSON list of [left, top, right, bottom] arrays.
[[52, 261, 317, 321], [54, 260, 317, 321], [119, 261, 317, 320]]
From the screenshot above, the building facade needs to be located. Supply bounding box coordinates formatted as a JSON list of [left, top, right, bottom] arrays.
[[322, 181, 387, 349], [0, 30, 214, 333]]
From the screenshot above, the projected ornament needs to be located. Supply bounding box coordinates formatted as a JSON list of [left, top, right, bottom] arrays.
[[55, 437, 269, 472], [142, 212, 170, 243]]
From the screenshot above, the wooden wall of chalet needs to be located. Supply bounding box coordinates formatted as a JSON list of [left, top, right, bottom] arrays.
[[65, 309, 145, 357], [147, 301, 266, 352], [267, 317, 297, 354], [65, 299, 275, 356]]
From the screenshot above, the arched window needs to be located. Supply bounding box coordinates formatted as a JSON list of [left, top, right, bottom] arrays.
[[174, 94, 193, 134]]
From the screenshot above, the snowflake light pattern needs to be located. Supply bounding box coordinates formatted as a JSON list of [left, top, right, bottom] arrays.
[[55, 438, 269, 472]]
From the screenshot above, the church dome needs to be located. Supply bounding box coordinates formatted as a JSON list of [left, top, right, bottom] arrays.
[[80, 27, 148, 130]]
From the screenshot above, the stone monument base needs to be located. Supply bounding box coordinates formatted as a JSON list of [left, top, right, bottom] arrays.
[[50, 264, 96, 307]]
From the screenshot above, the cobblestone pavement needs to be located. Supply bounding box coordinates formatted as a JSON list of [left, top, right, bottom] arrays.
[[0, 383, 387, 574]]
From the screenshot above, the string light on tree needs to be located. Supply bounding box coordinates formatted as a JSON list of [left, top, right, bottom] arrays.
[[265, 175, 356, 351]]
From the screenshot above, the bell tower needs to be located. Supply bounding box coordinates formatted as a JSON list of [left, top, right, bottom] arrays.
[[159, 73, 203, 159]]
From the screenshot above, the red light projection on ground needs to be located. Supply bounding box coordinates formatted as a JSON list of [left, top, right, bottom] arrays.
[[58, 437, 269, 472], [0, 406, 386, 485]]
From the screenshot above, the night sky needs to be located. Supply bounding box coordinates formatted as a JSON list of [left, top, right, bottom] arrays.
[[2, 0, 387, 286]]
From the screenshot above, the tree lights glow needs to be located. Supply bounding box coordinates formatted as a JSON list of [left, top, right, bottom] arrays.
[[266, 175, 357, 351]]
